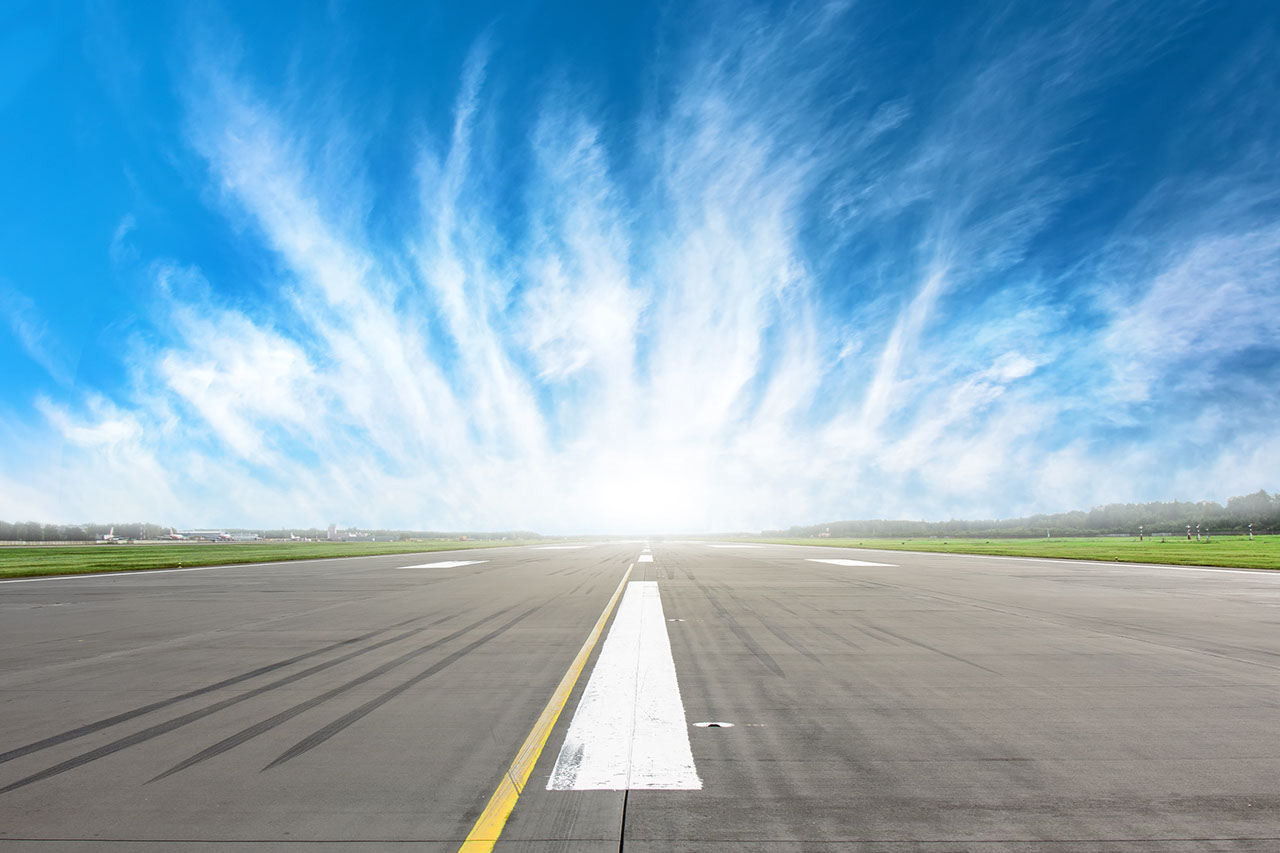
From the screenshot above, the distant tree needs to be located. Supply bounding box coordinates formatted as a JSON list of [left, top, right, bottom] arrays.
[[770, 488, 1278, 538], [15, 521, 42, 541], [1227, 490, 1273, 524]]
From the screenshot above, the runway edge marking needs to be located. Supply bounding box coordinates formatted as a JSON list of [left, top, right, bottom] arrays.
[[794, 547, 1280, 576], [458, 562, 635, 853]]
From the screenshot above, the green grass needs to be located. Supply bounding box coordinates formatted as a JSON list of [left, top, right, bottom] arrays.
[[0, 539, 546, 579], [747, 535, 1280, 569]]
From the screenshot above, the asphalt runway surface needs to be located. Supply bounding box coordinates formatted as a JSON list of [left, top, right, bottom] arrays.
[[3, 541, 1280, 851]]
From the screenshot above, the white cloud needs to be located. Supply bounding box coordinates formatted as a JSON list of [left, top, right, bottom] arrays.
[[6, 4, 1279, 531], [1, 283, 73, 386], [1103, 225, 1280, 396]]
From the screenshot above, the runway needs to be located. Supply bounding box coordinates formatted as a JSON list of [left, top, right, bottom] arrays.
[[3, 541, 1280, 851]]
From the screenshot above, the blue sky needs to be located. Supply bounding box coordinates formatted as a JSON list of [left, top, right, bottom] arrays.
[[2, 0, 1278, 533]]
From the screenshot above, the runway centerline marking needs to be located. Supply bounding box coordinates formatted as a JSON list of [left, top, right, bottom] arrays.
[[458, 564, 634, 853], [398, 560, 487, 569], [808, 557, 897, 567], [638, 554, 654, 563], [548, 581, 700, 791]]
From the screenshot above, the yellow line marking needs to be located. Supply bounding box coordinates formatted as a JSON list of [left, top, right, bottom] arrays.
[[458, 563, 635, 852]]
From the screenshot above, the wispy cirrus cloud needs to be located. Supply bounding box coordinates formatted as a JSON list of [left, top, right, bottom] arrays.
[[4, 1, 1277, 531], [2, 282, 74, 387]]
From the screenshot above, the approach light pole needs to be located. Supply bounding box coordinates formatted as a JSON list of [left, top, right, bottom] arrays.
[[1250, 523, 1254, 540], [1138, 524, 1143, 542], [1196, 523, 1201, 542], [1186, 524, 1191, 540]]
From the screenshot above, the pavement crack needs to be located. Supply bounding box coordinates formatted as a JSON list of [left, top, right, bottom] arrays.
[[618, 787, 630, 853]]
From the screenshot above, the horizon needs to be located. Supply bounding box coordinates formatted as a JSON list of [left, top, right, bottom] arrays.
[[3, 487, 1275, 539], [3, 1, 1278, 533]]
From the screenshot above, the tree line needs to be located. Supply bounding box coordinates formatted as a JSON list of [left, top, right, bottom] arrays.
[[764, 490, 1280, 539], [0, 522, 542, 543], [0, 522, 170, 542]]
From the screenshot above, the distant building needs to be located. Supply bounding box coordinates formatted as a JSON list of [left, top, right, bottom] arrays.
[[327, 524, 338, 541]]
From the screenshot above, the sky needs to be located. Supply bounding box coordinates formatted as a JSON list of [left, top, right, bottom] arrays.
[[1, 0, 1278, 533]]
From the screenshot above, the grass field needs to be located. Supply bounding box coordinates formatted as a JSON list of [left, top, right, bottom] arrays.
[[0, 540, 544, 579], [749, 534, 1280, 569]]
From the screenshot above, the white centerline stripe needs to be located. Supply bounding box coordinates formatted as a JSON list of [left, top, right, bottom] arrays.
[[808, 558, 897, 567], [548, 581, 700, 791], [398, 560, 488, 569], [638, 554, 654, 563]]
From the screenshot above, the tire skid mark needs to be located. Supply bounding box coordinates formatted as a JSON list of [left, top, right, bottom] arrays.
[[812, 624, 864, 651], [0, 613, 432, 767], [800, 569, 979, 657], [758, 621, 821, 662], [845, 622, 900, 646], [761, 594, 802, 618], [861, 620, 999, 674], [716, 584, 820, 663], [0, 618, 457, 795], [847, 572, 1280, 673], [264, 604, 540, 769], [692, 579, 784, 678], [148, 606, 517, 783]]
